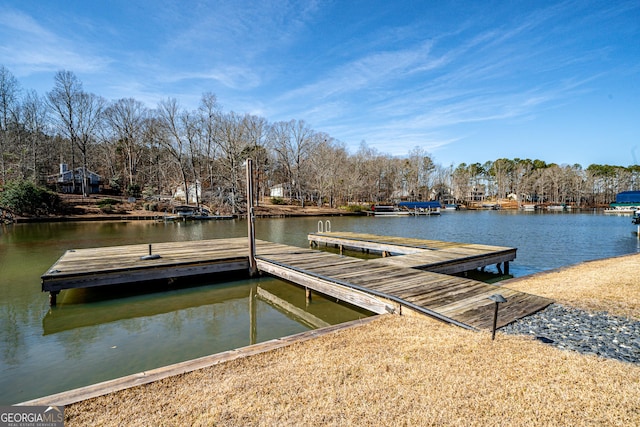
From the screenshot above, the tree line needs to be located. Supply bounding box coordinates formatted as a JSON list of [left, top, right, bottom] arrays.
[[1, 65, 638, 214]]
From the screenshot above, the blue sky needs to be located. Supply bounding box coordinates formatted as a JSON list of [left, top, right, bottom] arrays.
[[1, 0, 639, 167]]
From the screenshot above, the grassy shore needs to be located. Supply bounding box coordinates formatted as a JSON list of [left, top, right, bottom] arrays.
[[65, 254, 640, 426]]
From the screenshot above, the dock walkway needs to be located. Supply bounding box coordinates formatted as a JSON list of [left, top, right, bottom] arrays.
[[308, 231, 516, 274], [42, 235, 551, 330], [257, 240, 550, 330]]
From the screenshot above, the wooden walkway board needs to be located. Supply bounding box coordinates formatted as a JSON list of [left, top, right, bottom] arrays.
[[256, 242, 551, 330]]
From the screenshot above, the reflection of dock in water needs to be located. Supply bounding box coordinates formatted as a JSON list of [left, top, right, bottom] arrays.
[[28, 232, 556, 407], [42, 282, 251, 335], [43, 280, 339, 336], [256, 286, 330, 329]]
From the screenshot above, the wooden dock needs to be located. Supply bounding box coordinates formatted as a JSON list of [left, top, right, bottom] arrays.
[[42, 234, 551, 330]]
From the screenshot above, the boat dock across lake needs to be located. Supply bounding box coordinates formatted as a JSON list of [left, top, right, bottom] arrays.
[[42, 232, 551, 330]]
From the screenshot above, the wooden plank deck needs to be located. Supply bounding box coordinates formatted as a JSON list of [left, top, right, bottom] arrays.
[[41, 238, 253, 292], [308, 231, 516, 274], [256, 241, 552, 330]]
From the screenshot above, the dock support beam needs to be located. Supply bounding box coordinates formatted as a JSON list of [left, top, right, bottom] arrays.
[[49, 291, 59, 306], [246, 158, 257, 276]]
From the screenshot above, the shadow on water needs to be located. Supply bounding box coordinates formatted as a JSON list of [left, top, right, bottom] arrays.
[[455, 269, 513, 284]]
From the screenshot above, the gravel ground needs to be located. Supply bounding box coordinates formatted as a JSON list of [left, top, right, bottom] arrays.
[[500, 303, 640, 364]]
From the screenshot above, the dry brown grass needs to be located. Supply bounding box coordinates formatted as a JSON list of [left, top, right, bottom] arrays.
[[65, 255, 640, 426], [66, 316, 640, 426], [504, 253, 640, 320]]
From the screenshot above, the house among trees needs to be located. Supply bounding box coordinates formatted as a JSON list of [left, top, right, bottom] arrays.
[[51, 164, 102, 194], [269, 183, 287, 198], [466, 186, 485, 202], [174, 181, 202, 204]]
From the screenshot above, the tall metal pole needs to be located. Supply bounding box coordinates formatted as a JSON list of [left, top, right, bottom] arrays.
[[246, 158, 258, 276]]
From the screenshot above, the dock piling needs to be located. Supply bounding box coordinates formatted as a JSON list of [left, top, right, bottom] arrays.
[[246, 158, 257, 276], [49, 291, 59, 306]]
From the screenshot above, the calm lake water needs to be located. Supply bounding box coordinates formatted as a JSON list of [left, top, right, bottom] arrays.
[[1, 210, 638, 404]]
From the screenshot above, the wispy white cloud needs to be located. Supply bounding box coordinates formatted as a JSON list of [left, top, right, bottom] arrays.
[[1, 0, 637, 166], [163, 66, 262, 90], [266, 0, 632, 160], [0, 8, 110, 76]]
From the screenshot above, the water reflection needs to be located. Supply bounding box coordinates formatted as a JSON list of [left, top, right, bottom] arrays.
[[42, 278, 252, 335]]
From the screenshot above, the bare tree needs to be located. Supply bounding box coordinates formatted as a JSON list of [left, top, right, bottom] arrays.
[[215, 111, 249, 213], [269, 120, 318, 206], [47, 70, 83, 192], [406, 146, 435, 200], [197, 92, 221, 200], [21, 90, 49, 183], [0, 66, 21, 185], [74, 92, 105, 196], [156, 98, 191, 204], [182, 109, 202, 207], [103, 98, 148, 189], [308, 135, 348, 207], [242, 114, 269, 206]]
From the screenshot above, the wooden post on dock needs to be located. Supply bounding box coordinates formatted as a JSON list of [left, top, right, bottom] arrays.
[[246, 159, 257, 276], [49, 291, 59, 306]]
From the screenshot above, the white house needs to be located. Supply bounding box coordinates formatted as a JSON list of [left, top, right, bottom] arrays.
[[174, 181, 202, 203], [270, 183, 286, 198]]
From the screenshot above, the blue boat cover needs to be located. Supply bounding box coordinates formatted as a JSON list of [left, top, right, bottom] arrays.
[[615, 191, 640, 203]]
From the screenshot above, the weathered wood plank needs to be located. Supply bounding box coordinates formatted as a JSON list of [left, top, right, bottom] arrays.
[[255, 258, 391, 315], [308, 232, 516, 275]]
